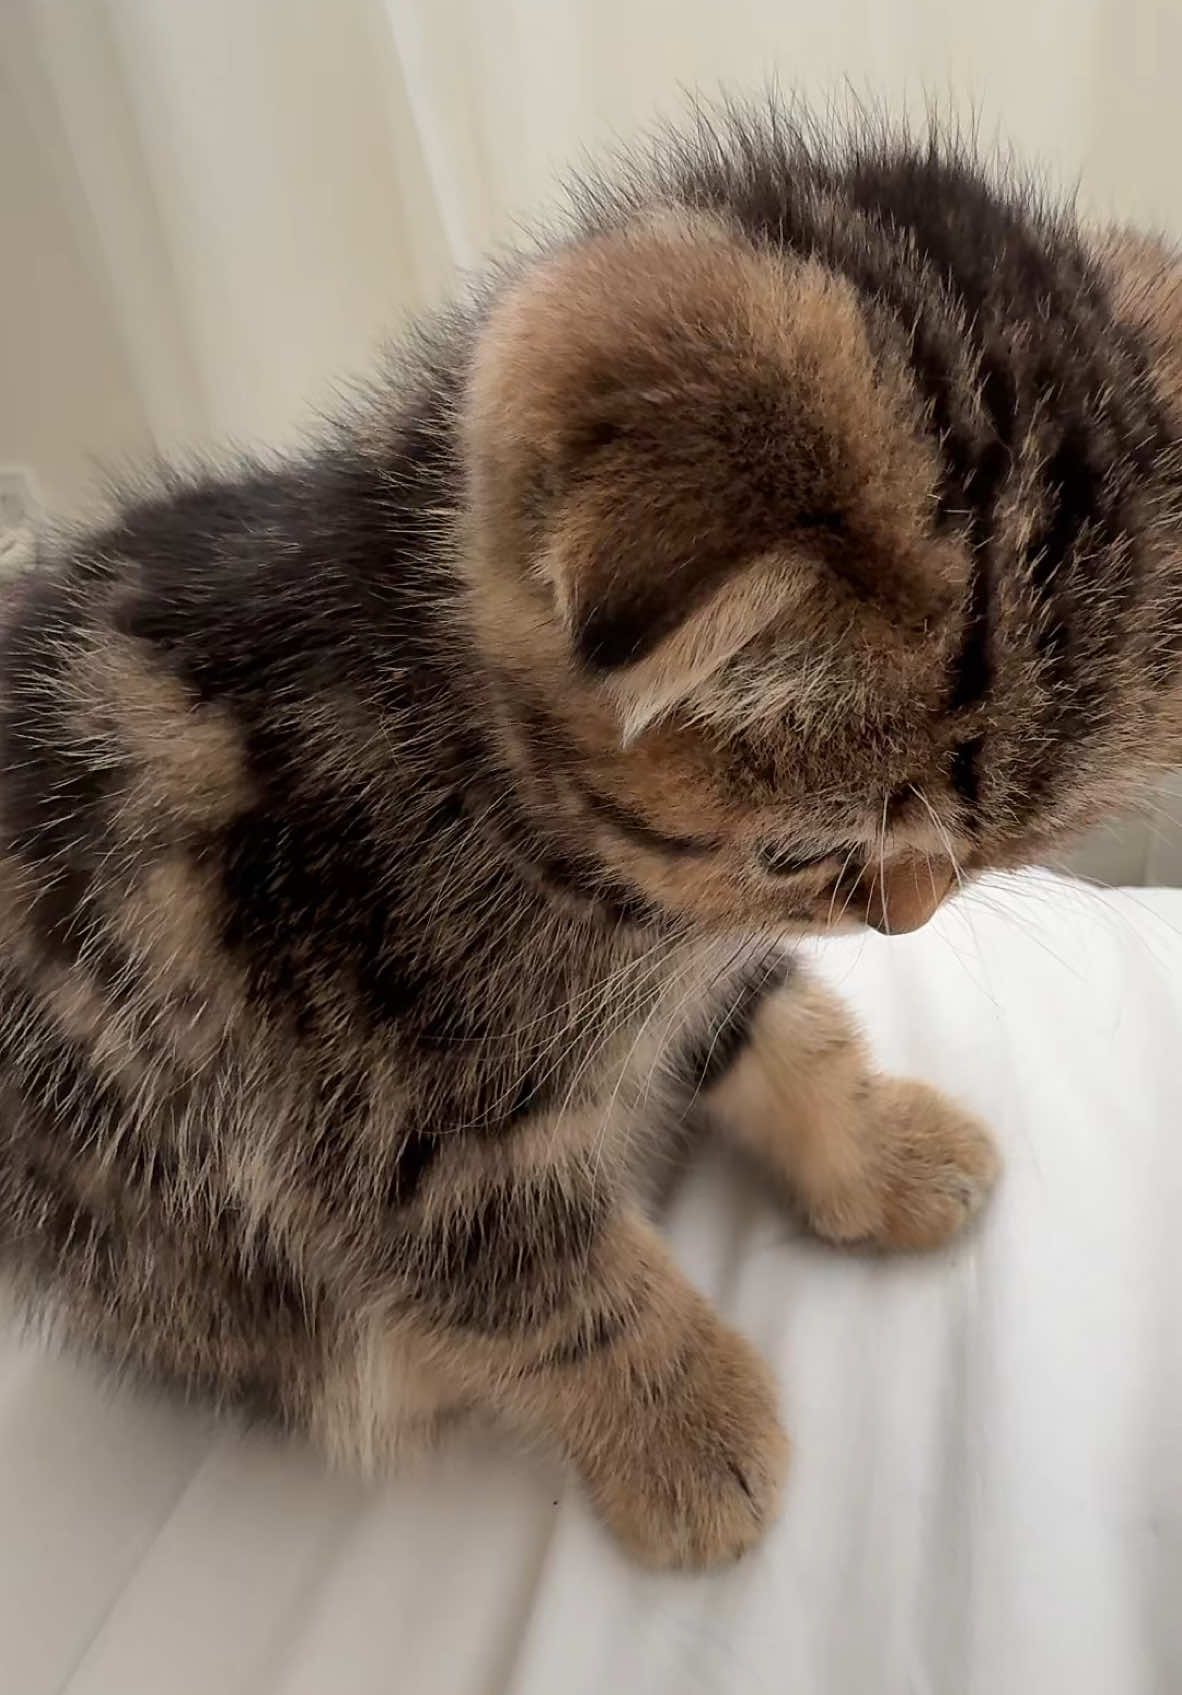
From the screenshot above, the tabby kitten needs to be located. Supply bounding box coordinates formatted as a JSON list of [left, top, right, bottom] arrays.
[[3, 107, 1182, 1569]]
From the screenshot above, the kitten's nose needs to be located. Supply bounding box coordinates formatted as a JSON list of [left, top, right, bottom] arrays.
[[864, 854, 955, 934]]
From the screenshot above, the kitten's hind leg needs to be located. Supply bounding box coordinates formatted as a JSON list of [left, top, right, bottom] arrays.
[[696, 965, 999, 1251]]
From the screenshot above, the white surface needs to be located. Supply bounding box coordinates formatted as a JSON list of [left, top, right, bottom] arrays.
[[2, 870, 1180, 1695]]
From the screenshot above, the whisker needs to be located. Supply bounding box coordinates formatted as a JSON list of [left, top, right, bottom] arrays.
[[876, 790, 890, 933], [909, 784, 966, 893], [826, 839, 863, 929]]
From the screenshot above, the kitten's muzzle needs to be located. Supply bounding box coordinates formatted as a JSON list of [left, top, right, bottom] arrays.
[[863, 854, 955, 935]]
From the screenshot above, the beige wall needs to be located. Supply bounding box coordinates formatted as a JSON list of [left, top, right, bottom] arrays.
[[0, 20, 153, 515], [7, 0, 1182, 880], [12, 0, 1182, 508], [2, 0, 442, 513]]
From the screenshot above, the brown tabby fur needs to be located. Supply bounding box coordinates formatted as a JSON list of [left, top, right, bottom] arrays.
[[3, 105, 1182, 1567]]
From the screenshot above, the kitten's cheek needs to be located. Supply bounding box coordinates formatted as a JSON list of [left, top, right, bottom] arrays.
[[809, 876, 866, 931]]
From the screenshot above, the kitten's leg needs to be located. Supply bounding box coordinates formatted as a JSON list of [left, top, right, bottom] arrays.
[[448, 1205, 787, 1567], [698, 965, 999, 1250], [324, 1198, 787, 1569]]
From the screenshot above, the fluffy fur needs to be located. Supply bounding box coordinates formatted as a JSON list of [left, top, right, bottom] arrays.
[[3, 104, 1182, 1566]]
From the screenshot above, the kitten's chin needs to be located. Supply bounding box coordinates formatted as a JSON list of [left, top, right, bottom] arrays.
[[805, 914, 869, 939], [746, 911, 867, 941], [824, 913, 870, 935]]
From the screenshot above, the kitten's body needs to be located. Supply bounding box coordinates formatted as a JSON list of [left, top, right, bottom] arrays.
[[3, 109, 1181, 1564], [0, 421, 774, 1460]]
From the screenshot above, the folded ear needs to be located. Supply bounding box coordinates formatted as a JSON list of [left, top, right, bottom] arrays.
[[464, 215, 964, 731]]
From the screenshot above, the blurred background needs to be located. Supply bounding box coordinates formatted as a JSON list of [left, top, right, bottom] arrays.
[[5, 0, 1182, 880]]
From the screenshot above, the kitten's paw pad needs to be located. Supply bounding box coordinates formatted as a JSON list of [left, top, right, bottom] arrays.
[[810, 1079, 1000, 1252], [585, 1319, 788, 1569]]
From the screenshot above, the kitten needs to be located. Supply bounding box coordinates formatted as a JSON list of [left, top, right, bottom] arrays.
[[3, 104, 1181, 1569]]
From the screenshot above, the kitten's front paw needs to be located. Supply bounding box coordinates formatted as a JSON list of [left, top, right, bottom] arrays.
[[808, 1078, 1000, 1252], [582, 1315, 788, 1569]]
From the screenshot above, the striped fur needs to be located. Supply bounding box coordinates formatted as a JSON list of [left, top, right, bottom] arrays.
[[1, 105, 1180, 1566]]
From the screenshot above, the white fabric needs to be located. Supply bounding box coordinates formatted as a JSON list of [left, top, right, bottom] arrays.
[[2, 868, 1180, 1694]]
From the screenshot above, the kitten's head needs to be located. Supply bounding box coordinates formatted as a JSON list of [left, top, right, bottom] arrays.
[[459, 178, 1182, 936]]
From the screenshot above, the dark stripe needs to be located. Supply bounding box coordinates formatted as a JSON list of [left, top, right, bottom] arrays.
[[949, 735, 984, 815], [1027, 420, 1101, 596], [907, 332, 979, 531], [978, 349, 1018, 448], [841, 251, 1003, 542], [529, 1306, 630, 1372], [948, 554, 993, 712], [493, 688, 684, 913], [469, 781, 666, 931], [446, 1058, 564, 1140], [915, 349, 1009, 548], [551, 868, 660, 930], [575, 781, 719, 859], [944, 427, 1008, 716], [385, 1128, 441, 1210], [831, 160, 1021, 549], [217, 788, 462, 1038], [963, 437, 1010, 549], [679, 953, 792, 1097], [407, 1174, 607, 1334]]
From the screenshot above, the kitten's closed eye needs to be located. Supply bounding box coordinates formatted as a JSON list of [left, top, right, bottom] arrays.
[[755, 843, 835, 878]]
